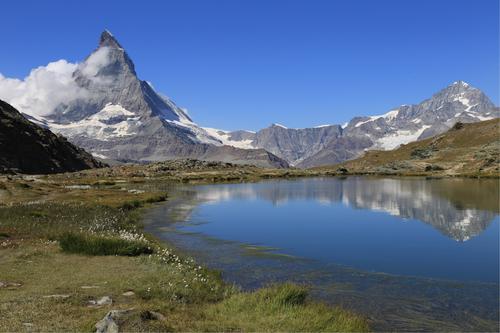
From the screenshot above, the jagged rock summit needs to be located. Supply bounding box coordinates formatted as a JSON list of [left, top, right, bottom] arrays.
[[2, 31, 497, 169], [0, 100, 104, 174], [206, 80, 499, 167], [28, 31, 288, 168]]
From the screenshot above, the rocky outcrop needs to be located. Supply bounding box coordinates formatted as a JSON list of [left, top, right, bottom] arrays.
[[0, 100, 104, 174], [210, 81, 499, 168], [299, 81, 499, 167], [14, 31, 287, 169], [251, 124, 343, 165], [95, 310, 131, 333]]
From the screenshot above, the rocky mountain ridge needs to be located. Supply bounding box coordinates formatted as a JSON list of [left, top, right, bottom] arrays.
[[1, 31, 497, 168], [5, 31, 288, 169], [207, 81, 499, 167], [0, 100, 104, 174]]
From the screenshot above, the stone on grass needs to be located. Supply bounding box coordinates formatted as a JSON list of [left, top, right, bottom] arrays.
[[95, 309, 131, 333], [0, 281, 22, 289], [88, 296, 113, 307], [43, 294, 71, 299]]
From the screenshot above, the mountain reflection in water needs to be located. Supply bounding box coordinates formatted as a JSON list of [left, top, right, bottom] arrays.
[[143, 177, 499, 332], [178, 177, 498, 242]]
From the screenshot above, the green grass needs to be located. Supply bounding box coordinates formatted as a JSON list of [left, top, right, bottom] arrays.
[[0, 180, 369, 332], [59, 232, 153, 256], [0, 203, 137, 239], [196, 283, 369, 332], [120, 194, 168, 210]]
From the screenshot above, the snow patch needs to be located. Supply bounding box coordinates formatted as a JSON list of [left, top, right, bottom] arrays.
[[48, 104, 139, 140], [375, 125, 431, 150], [203, 127, 255, 149], [164, 120, 222, 145], [355, 109, 400, 128], [91, 153, 109, 159]]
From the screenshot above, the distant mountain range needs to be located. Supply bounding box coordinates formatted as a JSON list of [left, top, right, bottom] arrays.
[[207, 81, 499, 167], [0, 31, 498, 168], [0, 100, 103, 174], [325, 118, 500, 177]]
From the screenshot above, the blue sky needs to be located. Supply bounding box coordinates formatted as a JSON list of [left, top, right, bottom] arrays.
[[1, 0, 498, 130]]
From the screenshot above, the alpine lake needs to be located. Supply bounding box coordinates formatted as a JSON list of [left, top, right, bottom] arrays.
[[139, 177, 499, 332]]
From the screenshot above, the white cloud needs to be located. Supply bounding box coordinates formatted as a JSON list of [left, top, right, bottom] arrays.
[[0, 47, 111, 117], [79, 47, 110, 78]]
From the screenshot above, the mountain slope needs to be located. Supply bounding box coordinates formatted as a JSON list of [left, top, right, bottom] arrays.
[[1, 31, 497, 168], [3, 31, 288, 169], [318, 119, 500, 176], [298, 81, 498, 167], [206, 81, 498, 167], [0, 100, 104, 174]]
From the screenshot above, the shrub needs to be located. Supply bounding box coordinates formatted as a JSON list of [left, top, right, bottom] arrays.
[[425, 164, 444, 172], [59, 232, 152, 256], [410, 147, 434, 159], [268, 283, 308, 306], [120, 200, 143, 210], [145, 194, 168, 204], [336, 167, 349, 174], [119, 194, 167, 210], [451, 121, 464, 130]]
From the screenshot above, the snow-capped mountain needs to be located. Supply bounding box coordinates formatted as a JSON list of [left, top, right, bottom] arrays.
[[0, 31, 288, 168], [0, 31, 497, 169], [206, 81, 499, 167]]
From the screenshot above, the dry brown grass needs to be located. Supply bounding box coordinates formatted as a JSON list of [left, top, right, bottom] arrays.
[[317, 119, 500, 177]]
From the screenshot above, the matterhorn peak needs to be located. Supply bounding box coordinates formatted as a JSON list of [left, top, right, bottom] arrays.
[[452, 80, 470, 88], [99, 29, 123, 49]]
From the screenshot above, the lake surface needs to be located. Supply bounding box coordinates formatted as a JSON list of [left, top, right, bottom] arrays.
[[143, 177, 499, 331]]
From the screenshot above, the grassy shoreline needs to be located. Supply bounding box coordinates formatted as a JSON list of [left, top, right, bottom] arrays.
[[2, 158, 496, 331], [0, 171, 369, 332]]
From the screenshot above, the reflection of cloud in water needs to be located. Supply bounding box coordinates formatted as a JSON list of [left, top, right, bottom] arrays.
[[189, 178, 498, 242]]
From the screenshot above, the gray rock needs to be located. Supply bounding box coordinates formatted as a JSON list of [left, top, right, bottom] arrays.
[[297, 81, 498, 167], [11, 31, 498, 169], [0, 100, 104, 175], [251, 124, 342, 165], [88, 296, 113, 306], [35, 31, 287, 169], [218, 81, 498, 168], [95, 309, 131, 333], [43, 294, 71, 299], [122, 291, 135, 297], [0, 281, 22, 288]]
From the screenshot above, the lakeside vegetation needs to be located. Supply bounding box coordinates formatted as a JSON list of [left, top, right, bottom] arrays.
[[1, 118, 498, 331], [0, 175, 368, 332]]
